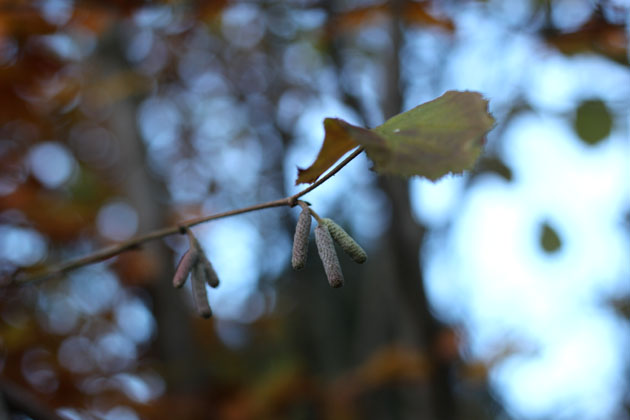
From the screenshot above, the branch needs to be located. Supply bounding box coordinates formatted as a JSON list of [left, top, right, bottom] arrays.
[[11, 147, 365, 286]]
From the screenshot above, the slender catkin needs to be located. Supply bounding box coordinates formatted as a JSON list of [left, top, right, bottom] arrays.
[[172, 248, 197, 288], [321, 218, 367, 264], [191, 264, 212, 318], [315, 224, 344, 288], [291, 207, 312, 270], [190, 236, 220, 288], [199, 254, 220, 288]]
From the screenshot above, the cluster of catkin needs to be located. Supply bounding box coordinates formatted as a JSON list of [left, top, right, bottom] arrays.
[[172, 203, 366, 317], [172, 228, 219, 318], [292, 202, 367, 287]]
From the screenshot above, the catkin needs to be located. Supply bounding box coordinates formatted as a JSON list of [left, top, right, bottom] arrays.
[[190, 237, 220, 288], [315, 225, 344, 288], [321, 218, 367, 264], [172, 248, 197, 288], [199, 254, 220, 288], [192, 264, 212, 318], [291, 207, 312, 270]]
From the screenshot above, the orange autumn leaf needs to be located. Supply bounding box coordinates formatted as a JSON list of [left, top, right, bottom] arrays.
[[403, 2, 454, 32], [295, 118, 363, 185], [325, 2, 454, 40]]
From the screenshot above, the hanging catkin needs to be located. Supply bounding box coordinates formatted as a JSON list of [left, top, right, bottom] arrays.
[[291, 206, 312, 270], [321, 218, 367, 264], [198, 253, 220, 288], [191, 264, 212, 318], [315, 224, 344, 288], [189, 235, 220, 288], [172, 248, 198, 288]]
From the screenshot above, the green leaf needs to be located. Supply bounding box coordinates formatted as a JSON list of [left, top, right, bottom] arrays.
[[368, 91, 494, 180], [573, 99, 612, 146], [295, 91, 494, 185]]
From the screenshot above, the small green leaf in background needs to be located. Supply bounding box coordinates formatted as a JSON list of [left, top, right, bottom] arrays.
[[573, 99, 613, 146], [539, 221, 562, 254], [295, 91, 495, 185], [469, 155, 513, 183]]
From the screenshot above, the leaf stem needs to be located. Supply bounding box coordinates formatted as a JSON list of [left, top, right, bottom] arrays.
[[11, 147, 364, 286]]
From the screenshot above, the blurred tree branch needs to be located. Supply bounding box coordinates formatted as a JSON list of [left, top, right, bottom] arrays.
[[377, 1, 457, 419]]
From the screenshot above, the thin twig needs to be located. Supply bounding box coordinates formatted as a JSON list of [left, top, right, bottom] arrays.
[[306, 206, 323, 224], [291, 147, 364, 201], [11, 147, 364, 286]]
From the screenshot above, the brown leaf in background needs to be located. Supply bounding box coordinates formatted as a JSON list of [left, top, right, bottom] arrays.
[[329, 344, 430, 408], [0, 183, 92, 242], [325, 2, 454, 39], [545, 15, 628, 63], [84, 71, 153, 108], [403, 2, 454, 32], [0, 7, 56, 39], [114, 250, 162, 286]]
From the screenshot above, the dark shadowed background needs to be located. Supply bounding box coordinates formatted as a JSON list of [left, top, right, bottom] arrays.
[[0, 0, 628, 419]]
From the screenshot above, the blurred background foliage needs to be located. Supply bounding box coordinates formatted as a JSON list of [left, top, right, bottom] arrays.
[[0, 0, 628, 419]]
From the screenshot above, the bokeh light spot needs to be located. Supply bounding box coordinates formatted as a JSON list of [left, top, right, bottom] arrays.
[[39, 0, 74, 25], [21, 349, 58, 394], [58, 336, 95, 374], [28, 142, 76, 189], [96, 201, 139, 241], [69, 268, 120, 315], [0, 225, 47, 266], [101, 406, 139, 420], [115, 298, 155, 344], [113, 372, 165, 403], [221, 4, 266, 49], [96, 332, 137, 372]]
